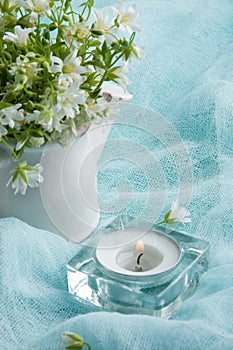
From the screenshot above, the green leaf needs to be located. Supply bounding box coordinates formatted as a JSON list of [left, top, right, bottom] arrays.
[[85, 72, 97, 81], [50, 42, 66, 56], [63, 14, 70, 21], [19, 160, 27, 168], [65, 343, 84, 350], [102, 40, 108, 55], [104, 51, 112, 67], [130, 32, 136, 43], [84, 59, 105, 69], [24, 166, 37, 171], [88, 0, 94, 7], [109, 66, 121, 73], [107, 72, 119, 80], [131, 46, 139, 59], [17, 14, 35, 28], [49, 23, 57, 31], [80, 0, 94, 8], [78, 45, 87, 57], [91, 29, 105, 36], [12, 171, 18, 184], [124, 48, 132, 61], [3, 0, 9, 11], [43, 61, 50, 72], [88, 39, 101, 47], [64, 0, 71, 12], [90, 88, 101, 99], [19, 169, 27, 184], [65, 333, 84, 342], [81, 72, 99, 88], [164, 210, 173, 223], [114, 17, 120, 27], [0, 102, 12, 109]]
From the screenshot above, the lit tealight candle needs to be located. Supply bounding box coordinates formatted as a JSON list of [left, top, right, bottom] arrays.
[[96, 229, 181, 276]]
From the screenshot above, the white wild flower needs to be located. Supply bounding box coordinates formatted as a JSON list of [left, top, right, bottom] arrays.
[[3, 25, 34, 46]]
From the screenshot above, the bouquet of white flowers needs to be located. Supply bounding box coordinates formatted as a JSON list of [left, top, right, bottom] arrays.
[[0, 0, 140, 194]]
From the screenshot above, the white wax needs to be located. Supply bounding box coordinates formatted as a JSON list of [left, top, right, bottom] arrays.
[[96, 229, 181, 276]]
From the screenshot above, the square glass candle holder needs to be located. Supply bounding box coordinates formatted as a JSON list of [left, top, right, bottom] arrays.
[[67, 216, 209, 318]]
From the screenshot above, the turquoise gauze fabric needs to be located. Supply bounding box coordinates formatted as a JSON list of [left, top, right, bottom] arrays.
[[1, 0, 233, 349]]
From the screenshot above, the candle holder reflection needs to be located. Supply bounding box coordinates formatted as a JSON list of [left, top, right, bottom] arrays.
[[67, 216, 209, 318]]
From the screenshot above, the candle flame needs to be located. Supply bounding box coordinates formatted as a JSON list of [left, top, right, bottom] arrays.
[[136, 240, 144, 251]]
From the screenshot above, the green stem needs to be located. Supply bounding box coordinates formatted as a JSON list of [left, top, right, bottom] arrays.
[[19, 8, 24, 17], [92, 45, 127, 94], [110, 50, 126, 67], [0, 13, 7, 66], [69, 2, 75, 22], [106, 31, 119, 42], [83, 342, 91, 350], [85, 6, 92, 21], [58, 0, 64, 24], [36, 16, 41, 39], [1, 138, 19, 164], [156, 220, 166, 225], [93, 69, 108, 94], [50, 9, 58, 23], [80, 2, 88, 17]]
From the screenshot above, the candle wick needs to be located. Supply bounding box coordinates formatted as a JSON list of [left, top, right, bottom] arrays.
[[137, 253, 143, 266]]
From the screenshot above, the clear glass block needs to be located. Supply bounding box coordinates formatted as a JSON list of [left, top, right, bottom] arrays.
[[67, 216, 209, 318]]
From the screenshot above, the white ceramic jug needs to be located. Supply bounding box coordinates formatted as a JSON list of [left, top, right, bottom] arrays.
[[0, 83, 132, 242]]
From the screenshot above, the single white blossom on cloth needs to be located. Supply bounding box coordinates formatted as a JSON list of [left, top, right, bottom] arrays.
[[61, 331, 90, 350], [3, 25, 34, 46], [7, 162, 43, 195], [112, 0, 140, 34], [162, 200, 191, 225], [0, 104, 24, 129]]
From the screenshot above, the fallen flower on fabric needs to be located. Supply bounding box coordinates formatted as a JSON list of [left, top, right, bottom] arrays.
[[158, 200, 191, 225], [61, 331, 91, 350]]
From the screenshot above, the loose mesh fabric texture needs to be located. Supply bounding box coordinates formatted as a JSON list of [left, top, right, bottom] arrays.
[[1, 0, 233, 349]]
